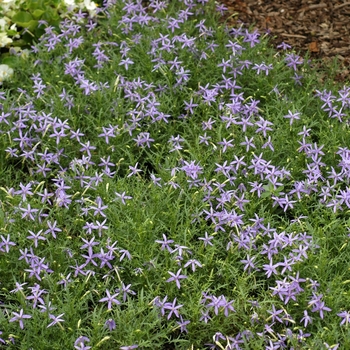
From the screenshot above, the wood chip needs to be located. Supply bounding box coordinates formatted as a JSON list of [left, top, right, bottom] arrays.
[[308, 41, 319, 52], [334, 2, 350, 9], [281, 33, 308, 38], [308, 3, 328, 9]]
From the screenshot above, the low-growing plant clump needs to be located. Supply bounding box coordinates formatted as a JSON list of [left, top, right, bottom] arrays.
[[0, 0, 100, 82], [0, 0, 350, 349]]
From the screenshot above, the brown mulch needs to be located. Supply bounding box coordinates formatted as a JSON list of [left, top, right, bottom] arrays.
[[217, 0, 350, 83]]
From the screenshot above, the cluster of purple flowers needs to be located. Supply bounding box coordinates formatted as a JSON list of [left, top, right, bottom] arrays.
[[1, 0, 350, 348]]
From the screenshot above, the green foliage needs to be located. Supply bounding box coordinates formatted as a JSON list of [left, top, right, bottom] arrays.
[[0, 0, 93, 50], [1, 55, 19, 67], [11, 11, 38, 31], [1, 0, 350, 348]]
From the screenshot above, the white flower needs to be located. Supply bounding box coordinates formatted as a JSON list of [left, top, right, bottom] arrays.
[[63, 0, 77, 7], [78, 0, 98, 17], [59, 0, 98, 18], [0, 64, 14, 84], [84, 0, 97, 11], [59, 0, 78, 15], [1, 0, 22, 13], [20, 49, 30, 59], [0, 18, 8, 32], [0, 16, 12, 31], [9, 23, 20, 39], [0, 33, 13, 48]]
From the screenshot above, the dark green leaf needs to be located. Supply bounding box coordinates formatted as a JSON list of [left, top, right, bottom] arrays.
[[11, 11, 33, 24], [1, 56, 19, 68]]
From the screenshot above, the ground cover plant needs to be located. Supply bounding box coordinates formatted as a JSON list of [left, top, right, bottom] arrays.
[[0, 0, 101, 84], [0, 0, 350, 348]]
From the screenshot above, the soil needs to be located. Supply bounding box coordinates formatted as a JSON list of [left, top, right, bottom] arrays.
[[217, 0, 350, 83]]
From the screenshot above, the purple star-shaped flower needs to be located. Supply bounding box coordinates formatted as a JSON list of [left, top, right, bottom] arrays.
[[166, 269, 187, 289]]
